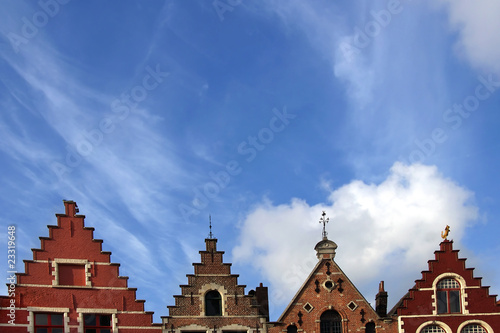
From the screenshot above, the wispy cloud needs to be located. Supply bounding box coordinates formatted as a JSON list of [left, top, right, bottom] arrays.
[[437, 0, 500, 73]]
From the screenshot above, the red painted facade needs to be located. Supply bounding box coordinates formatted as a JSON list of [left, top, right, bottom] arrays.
[[392, 240, 500, 333], [0, 200, 161, 332], [1, 201, 499, 333]]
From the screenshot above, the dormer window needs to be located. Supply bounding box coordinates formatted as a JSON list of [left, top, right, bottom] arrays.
[[437, 278, 461, 314], [205, 290, 222, 316]]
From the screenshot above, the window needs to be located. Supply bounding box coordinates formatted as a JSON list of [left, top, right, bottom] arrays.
[[421, 325, 445, 333], [205, 290, 222, 316], [84, 314, 112, 333], [287, 325, 298, 333], [461, 324, 486, 333], [437, 278, 461, 314], [365, 322, 376, 333], [58, 264, 86, 286], [34, 313, 64, 333], [320, 310, 342, 333]]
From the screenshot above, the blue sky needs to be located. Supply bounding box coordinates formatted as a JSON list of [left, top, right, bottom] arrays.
[[1, 0, 500, 323]]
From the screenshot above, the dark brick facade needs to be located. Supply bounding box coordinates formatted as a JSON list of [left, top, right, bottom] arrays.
[[164, 238, 269, 333]]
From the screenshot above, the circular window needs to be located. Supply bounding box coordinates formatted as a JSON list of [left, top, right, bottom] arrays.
[[323, 280, 336, 291]]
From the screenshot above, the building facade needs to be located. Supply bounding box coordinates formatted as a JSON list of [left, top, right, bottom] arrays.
[[1, 201, 499, 332], [0, 200, 162, 332], [163, 237, 269, 333]]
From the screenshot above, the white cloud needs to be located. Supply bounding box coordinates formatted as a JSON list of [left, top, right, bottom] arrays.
[[233, 162, 478, 310], [438, 0, 500, 73]]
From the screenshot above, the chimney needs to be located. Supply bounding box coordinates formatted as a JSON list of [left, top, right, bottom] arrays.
[[375, 281, 388, 317], [255, 283, 269, 321]]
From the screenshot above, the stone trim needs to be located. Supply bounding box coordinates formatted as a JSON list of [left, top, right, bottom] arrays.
[[431, 273, 468, 315], [76, 310, 117, 333], [415, 320, 452, 333], [27, 307, 70, 333], [457, 320, 494, 333], [199, 283, 228, 316], [52, 258, 92, 287]]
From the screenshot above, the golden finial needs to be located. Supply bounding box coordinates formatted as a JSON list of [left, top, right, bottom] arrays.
[[441, 225, 450, 240]]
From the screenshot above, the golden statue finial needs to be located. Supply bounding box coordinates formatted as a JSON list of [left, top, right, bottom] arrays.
[[441, 225, 450, 240]]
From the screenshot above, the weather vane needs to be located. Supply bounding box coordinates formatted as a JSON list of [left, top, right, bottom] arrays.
[[441, 225, 450, 240], [319, 211, 329, 239], [208, 215, 214, 239]]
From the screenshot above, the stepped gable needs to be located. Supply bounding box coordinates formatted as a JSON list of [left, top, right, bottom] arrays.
[[270, 236, 395, 333], [164, 237, 269, 333], [393, 240, 500, 333], [0, 200, 161, 332]]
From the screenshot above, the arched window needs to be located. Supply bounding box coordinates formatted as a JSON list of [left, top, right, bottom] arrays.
[[421, 325, 445, 333], [366, 322, 376, 333], [461, 324, 486, 333], [287, 325, 298, 333], [437, 278, 461, 314], [205, 290, 222, 316], [320, 310, 342, 333]]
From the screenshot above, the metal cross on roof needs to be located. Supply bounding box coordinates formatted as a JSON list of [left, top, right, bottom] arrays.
[[319, 211, 329, 239]]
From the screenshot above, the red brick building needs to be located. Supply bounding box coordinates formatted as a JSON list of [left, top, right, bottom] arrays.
[[0, 200, 162, 332], [391, 240, 500, 333], [267, 237, 396, 333], [1, 201, 499, 333]]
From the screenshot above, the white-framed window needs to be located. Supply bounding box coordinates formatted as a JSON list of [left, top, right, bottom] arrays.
[[421, 325, 445, 333], [27, 307, 69, 333], [199, 284, 227, 316], [432, 273, 468, 315], [77, 309, 117, 333], [457, 321, 493, 333], [52, 258, 92, 287]]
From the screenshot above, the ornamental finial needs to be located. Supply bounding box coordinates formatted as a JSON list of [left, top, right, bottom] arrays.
[[208, 215, 214, 239], [441, 225, 450, 240], [319, 211, 329, 239]]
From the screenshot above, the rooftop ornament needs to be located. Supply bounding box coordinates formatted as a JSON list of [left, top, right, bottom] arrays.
[[441, 225, 450, 240], [319, 211, 329, 239], [208, 215, 214, 239]]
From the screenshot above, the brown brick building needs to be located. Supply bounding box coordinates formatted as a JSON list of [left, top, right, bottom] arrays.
[[163, 237, 269, 333], [1, 201, 499, 332], [267, 237, 395, 333]]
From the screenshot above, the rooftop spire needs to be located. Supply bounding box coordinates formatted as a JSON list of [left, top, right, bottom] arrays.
[[208, 215, 214, 239], [319, 211, 329, 239]]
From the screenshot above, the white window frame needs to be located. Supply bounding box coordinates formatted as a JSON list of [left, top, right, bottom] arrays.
[[199, 283, 227, 316], [52, 258, 92, 287], [431, 273, 468, 315], [77, 308, 117, 333], [416, 321, 452, 333], [27, 306, 70, 333], [457, 320, 493, 333]]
